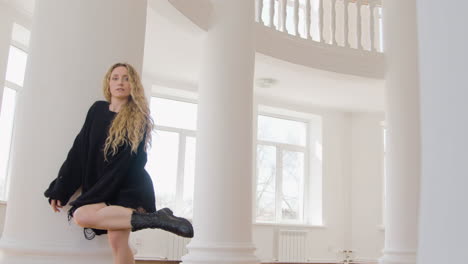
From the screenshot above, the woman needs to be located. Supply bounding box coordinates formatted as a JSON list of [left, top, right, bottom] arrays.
[[44, 62, 193, 264]]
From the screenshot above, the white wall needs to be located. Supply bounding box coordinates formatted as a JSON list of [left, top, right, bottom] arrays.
[[350, 112, 385, 261]]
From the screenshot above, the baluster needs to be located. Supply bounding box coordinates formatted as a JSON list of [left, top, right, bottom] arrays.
[[369, 0, 376, 51], [294, 0, 299, 36], [281, 0, 287, 32], [305, 0, 311, 39], [269, 0, 275, 28], [356, 0, 363, 49], [331, 0, 337, 45], [256, 0, 264, 24], [377, 6, 383, 52], [344, 0, 350, 47], [319, 0, 324, 43]]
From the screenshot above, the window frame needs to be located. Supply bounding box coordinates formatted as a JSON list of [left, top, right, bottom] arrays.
[[254, 111, 311, 225], [149, 94, 198, 219], [0, 42, 28, 202]]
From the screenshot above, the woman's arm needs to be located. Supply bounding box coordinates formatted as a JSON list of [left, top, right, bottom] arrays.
[[44, 102, 97, 206]]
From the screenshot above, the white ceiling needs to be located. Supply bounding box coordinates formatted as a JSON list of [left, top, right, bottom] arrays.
[[255, 54, 385, 112]]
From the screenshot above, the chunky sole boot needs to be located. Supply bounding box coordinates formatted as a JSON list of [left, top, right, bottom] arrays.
[[131, 208, 194, 238]]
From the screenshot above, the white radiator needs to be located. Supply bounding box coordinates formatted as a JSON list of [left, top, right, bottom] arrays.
[[166, 233, 191, 260], [278, 230, 308, 262]]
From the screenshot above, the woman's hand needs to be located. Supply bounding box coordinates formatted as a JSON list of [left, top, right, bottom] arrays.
[[50, 199, 63, 212]]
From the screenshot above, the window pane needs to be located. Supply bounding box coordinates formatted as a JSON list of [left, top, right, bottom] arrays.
[[12, 23, 31, 48], [0, 87, 17, 200], [258, 115, 307, 146], [182, 136, 196, 218], [282, 150, 304, 221], [147, 130, 179, 210], [5, 46, 28, 86], [256, 145, 277, 222], [150, 97, 197, 130]]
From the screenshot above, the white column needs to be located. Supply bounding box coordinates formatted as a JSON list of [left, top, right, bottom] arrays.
[[0, 2, 14, 110], [380, 1, 420, 264], [0, 1, 147, 263], [416, 1, 468, 264], [182, 1, 258, 264]]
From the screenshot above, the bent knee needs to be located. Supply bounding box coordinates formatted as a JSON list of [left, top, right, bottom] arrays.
[[73, 208, 96, 228]]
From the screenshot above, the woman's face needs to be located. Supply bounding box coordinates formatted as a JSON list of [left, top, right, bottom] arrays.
[[109, 66, 131, 100]]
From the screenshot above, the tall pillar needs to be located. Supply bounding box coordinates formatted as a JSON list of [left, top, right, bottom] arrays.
[[0, 1, 147, 263], [182, 1, 258, 264], [0, 1, 14, 110], [416, 1, 468, 264], [380, 1, 420, 264]]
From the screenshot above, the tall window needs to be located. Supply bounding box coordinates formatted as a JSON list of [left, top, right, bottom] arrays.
[[147, 97, 197, 219], [256, 114, 314, 224], [1, 45, 28, 201], [0, 87, 17, 200], [0, 22, 30, 201]]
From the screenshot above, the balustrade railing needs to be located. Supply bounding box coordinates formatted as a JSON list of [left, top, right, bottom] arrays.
[[255, 0, 383, 52]]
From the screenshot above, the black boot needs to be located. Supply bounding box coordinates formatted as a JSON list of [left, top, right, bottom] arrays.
[[131, 208, 194, 238]]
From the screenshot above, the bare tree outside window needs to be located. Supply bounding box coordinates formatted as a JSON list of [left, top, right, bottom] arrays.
[[256, 114, 307, 224]]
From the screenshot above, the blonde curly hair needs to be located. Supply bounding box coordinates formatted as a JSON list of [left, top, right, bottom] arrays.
[[102, 62, 154, 160]]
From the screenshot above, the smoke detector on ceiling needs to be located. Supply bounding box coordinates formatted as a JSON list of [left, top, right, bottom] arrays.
[[255, 78, 278, 88]]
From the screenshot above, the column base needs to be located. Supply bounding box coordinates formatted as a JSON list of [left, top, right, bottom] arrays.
[[0, 237, 113, 264], [379, 249, 417, 264], [181, 241, 259, 264]]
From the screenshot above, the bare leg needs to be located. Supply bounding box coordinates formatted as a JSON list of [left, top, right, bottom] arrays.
[[73, 203, 194, 238], [73, 203, 133, 230], [108, 229, 134, 264], [73, 204, 134, 264]]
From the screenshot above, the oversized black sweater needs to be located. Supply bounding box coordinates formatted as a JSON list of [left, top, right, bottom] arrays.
[[44, 100, 156, 236]]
